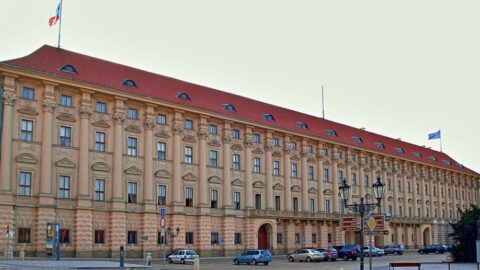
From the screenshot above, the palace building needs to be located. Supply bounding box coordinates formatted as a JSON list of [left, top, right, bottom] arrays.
[[0, 45, 478, 257]]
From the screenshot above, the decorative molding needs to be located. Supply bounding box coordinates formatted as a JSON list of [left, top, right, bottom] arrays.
[[308, 187, 317, 194], [91, 162, 111, 172], [244, 139, 254, 148], [307, 157, 317, 163], [290, 154, 300, 161], [155, 131, 171, 138], [43, 100, 56, 113], [155, 169, 170, 178], [55, 158, 76, 168], [183, 135, 197, 143], [291, 185, 301, 192], [208, 140, 221, 147], [208, 176, 222, 184], [172, 123, 184, 135], [253, 181, 265, 188], [323, 189, 332, 195], [92, 120, 111, 128], [231, 144, 243, 151], [183, 173, 197, 181], [273, 183, 284, 190], [252, 147, 264, 155], [3, 91, 16, 106], [223, 135, 232, 145], [17, 106, 39, 116], [15, 153, 38, 164], [56, 113, 76, 122], [198, 129, 208, 140], [125, 125, 142, 134], [113, 112, 126, 124], [124, 166, 143, 175], [231, 178, 244, 186], [272, 151, 283, 158]]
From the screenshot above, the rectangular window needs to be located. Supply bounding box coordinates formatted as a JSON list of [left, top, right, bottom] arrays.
[[255, 194, 262, 210], [60, 95, 72, 107], [59, 229, 70, 243], [389, 205, 393, 215], [291, 142, 297, 150], [253, 133, 261, 143], [157, 142, 166, 160], [293, 197, 299, 212], [324, 199, 331, 213], [291, 163, 298, 178], [323, 148, 329, 156], [158, 231, 166, 245], [277, 233, 283, 244], [308, 166, 314, 180], [185, 232, 194, 245], [58, 175, 70, 199], [94, 230, 105, 244], [232, 129, 240, 139], [96, 102, 106, 113], [95, 132, 106, 152], [273, 160, 280, 176], [128, 182, 137, 203], [234, 233, 242, 244], [184, 146, 193, 164], [210, 190, 218, 208], [398, 180, 402, 192], [275, 196, 281, 211], [59, 126, 72, 147], [352, 173, 357, 186], [254, 157, 261, 173], [307, 145, 313, 153], [388, 179, 392, 191], [399, 206, 403, 217], [295, 233, 300, 243], [185, 187, 193, 207], [232, 154, 241, 170], [327, 233, 332, 243], [20, 120, 34, 141], [211, 232, 219, 245], [272, 138, 280, 147], [157, 185, 166, 205], [95, 179, 105, 201], [338, 170, 344, 181], [417, 208, 421, 217], [364, 175, 369, 188], [127, 231, 137, 244], [309, 198, 315, 213], [157, 114, 167, 125], [407, 182, 411, 193], [184, 119, 193, 130], [409, 207, 412, 217], [127, 108, 138, 119], [17, 228, 30, 243], [233, 191, 241, 210], [127, 137, 138, 156], [209, 150, 218, 167], [209, 124, 217, 135], [312, 233, 317, 244], [19, 172, 32, 196], [22, 87, 35, 100], [323, 168, 329, 182]]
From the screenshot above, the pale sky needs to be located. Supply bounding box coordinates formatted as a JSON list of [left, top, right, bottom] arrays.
[[1, 0, 479, 173]]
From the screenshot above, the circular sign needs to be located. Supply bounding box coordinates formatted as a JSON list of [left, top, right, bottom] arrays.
[[160, 217, 166, 228]]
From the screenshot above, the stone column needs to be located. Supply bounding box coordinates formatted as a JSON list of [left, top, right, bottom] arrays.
[[172, 111, 184, 205], [403, 173, 408, 217], [222, 121, 232, 208], [382, 169, 388, 214], [429, 172, 434, 217], [143, 106, 156, 204], [332, 149, 339, 213], [78, 90, 93, 199], [413, 177, 418, 217], [437, 178, 443, 219], [198, 116, 209, 207], [40, 82, 57, 197], [421, 170, 427, 217], [265, 131, 273, 210], [301, 142, 309, 212], [316, 144, 324, 211], [244, 127, 253, 209], [359, 156, 365, 199], [112, 98, 126, 203], [392, 172, 398, 217], [0, 75, 16, 193], [283, 136, 292, 211]]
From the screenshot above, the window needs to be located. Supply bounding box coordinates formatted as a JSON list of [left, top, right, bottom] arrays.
[[389, 205, 393, 215], [123, 79, 137, 87], [158, 231, 166, 245], [418, 208, 421, 217], [22, 87, 35, 100], [94, 230, 105, 244], [157, 142, 166, 160], [364, 175, 369, 188], [19, 172, 32, 196], [327, 233, 332, 243], [352, 136, 363, 143], [297, 122, 309, 129], [275, 196, 281, 211], [409, 207, 412, 217], [127, 231, 137, 244], [232, 129, 240, 139], [312, 233, 317, 244], [253, 133, 261, 143], [338, 170, 344, 182], [398, 180, 402, 192], [185, 187, 193, 207], [58, 176, 70, 198], [157, 114, 167, 125], [185, 232, 194, 245], [429, 156, 438, 161], [233, 192, 241, 210], [308, 166, 314, 180], [399, 206, 403, 217], [277, 233, 283, 244], [209, 125, 217, 134], [127, 137, 138, 156], [211, 232, 219, 245], [255, 194, 262, 209], [127, 108, 138, 119], [326, 129, 337, 136], [323, 168, 329, 182], [417, 183, 420, 194], [307, 145, 313, 153], [234, 233, 242, 244], [223, 104, 236, 112], [128, 182, 137, 203], [184, 146, 193, 164], [60, 95, 72, 106], [254, 157, 261, 173], [263, 113, 275, 121], [20, 120, 34, 141], [59, 126, 72, 147], [273, 160, 280, 176], [291, 142, 297, 150], [17, 228, 30, 243], [177, 92, 190, 100], [209, 150, 218, 167], [394, 147, 405, 153], [443, 160, 452, 165], [388, 179, 392, 191], [413, 152, 422, 158], [210, 190, 218, 208], [96, 102, 106, 113], [295, 233, 300, 243], [293, 197, 299, 212], [291, 163, 298, 178], [157, 185, 166, 205], [59, 229, 70, 243], [375, 142, 385, 149], [323, 148, 329, 156], [232, 154, 241, 170], [184, 119, 193, 130], [59, 64, 78, 74], [95, 179, 105, 201], [95, 132, 106, 152], [407, 182, 411, 193], [309, 198, 315, 213], [352, 173, 357, 186], [324, 200, 331, 213], [272, 138, 280, 147]]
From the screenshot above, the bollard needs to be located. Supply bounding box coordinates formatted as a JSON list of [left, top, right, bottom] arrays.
[[19, 250, 25, 261], [119, 246, 125, 268], [192, 255, 200, 270], [145, 252, 152, 266]]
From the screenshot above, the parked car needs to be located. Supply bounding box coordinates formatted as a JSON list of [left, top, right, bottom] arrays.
[[363, 246, 378, 257], [234, 249, 272, 265], [333, 244, 359, 261], [384, 244, 405, 255], [316, 247, 338, 261], [375, 247, 385, 256], [167, 249, 198, 264], [287, 249, 324, 262], [443, 244, 455, 252], [418, 244, 448, 254]]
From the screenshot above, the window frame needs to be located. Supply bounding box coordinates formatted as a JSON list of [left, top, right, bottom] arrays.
[[157, 142, 167, 160], [60, 94, 73, 107], [58, 175, 70, 199], [20, 119, 34, 141], [59, 126, 72, 147], [95, 102, 107, 113], [127, 182, 138, 204], [184, 146, 193, 164], [19, 171, 32, 196], [95, 131, 106, 152], [127, 108, 138, 120], [95, 179, 105, 201], [127, 137, 138, 157], [157, 185, 166, 205]]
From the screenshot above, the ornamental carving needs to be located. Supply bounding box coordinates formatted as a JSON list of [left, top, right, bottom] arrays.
[[144, 116, 156, 129], [113, 112, 126, 124], [183, 135, 197, 143], [91, 162, 111, 172], [301, 149, 309, 157], [308, 187, 318, 194], [290, 155, 300, 161], [198, 129, 208, 140], [307, 157, 317, 163], [17, 106, 39, 116], [291, 185, 301, 192], [323, 189, 332, 195], [223, 135, 232, 145], [155, 131, 170, 138], [92, 120, 111, 128], [283, 147, 292, 155], [3, 91, 16, 106], [79, 106, 92, 119], [253, 181, 265, 188], [15, 153, 38, 164], [208, 176, 222, 184], [273, 183, 284, 190], [125, 125, 142, 134], [231, 144, 243, 151], [43, 100, 56, 113], [208, 140, 221, 147], [264, 144, 273, 152], [272, 151, 283, 158], [244, 139, 254, 148], [57, 113, 76, 122], [124, 166, 143, 175], [183, 173, 197, 181], [252, 147, 264, 155], [155, 169, 170, 178], [231, 178, 244, 186], [55, 158, 76, 168]]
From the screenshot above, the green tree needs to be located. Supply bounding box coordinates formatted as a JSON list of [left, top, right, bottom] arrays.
[[449, 204, 480, 262]]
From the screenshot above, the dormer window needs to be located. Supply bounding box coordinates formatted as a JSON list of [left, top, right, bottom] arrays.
[[413, 152, 422, 158], [352, 136, 363, 143], [123, 79, 137, 88], [374, 142, 385, 149], [223, 104, 236, 112], [297, 122, 309, 129], [59, 64, 78, 74], [263, 114, 275, 121], [176, 92, 190, 100], [443, 160, 452, 165], [456, 163, 464, 168], [394, 147, 405, 153], [429, 156, 438, 161], [326, 129, 337, 137]]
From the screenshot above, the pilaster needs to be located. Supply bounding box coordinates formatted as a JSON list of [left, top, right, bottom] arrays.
[[222, 121, 232, 209], [301, 140, 308, 212], [198, 116, 209, 207], [112, 97, 126, 205], [39, 82, 57, 198], [264, 131, 273, 210], [0, 74, 17, 195], [78, 90, 93, 201], [172, 110, 183, 205], [244, 126, 253, 209], [74, 209, 93, 257], [143, 105, 156, 203]]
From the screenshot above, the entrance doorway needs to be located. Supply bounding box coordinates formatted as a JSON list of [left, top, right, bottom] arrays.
[[258, 224, 269, 249], [423, 228, 431, 247]]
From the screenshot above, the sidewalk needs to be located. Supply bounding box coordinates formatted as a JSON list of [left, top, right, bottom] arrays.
[[356, 263, 480, 270], [0, 260, 148, 269]]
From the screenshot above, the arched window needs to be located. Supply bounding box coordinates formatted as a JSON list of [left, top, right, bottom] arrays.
[[122, 79, 137, 88], [223, 104, 236, 112], [297, 122, 309, 129], [59, 64, 78, 74], [176, 92, 191, 100], [263, 114, 275, 122]]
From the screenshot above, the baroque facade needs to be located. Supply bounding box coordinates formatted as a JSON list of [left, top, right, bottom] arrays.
[[0, 45, 478, 257]]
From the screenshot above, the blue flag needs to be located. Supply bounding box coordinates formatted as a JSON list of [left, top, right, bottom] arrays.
[[428, 130, 441, 140]]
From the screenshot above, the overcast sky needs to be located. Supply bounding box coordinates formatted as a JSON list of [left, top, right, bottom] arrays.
[[1, 0, 479, 173]]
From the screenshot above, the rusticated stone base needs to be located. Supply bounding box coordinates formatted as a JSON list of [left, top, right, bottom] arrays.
[[75, 209, 93, 257]]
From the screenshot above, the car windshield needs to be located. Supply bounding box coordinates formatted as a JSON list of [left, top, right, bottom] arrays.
[[186, 251, 196, 255], [261, 250, 271, 255]]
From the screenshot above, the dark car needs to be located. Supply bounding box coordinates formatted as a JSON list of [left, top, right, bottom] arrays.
[[333, 244, 359, 261], [316, 247, 338, 261], [418, 244, 448, 254], [384, 244, 405, 255]]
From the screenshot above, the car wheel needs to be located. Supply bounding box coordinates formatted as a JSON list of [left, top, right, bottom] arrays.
[[419, 250, 423, 254], [435, 250, 440, 254], [306, 257, 312, 262], [343, 255, 349, 261], [252, 259, 258, 265], [353, 257, 358, 261], [288, 256, 294, 262], [234, 259, 239, 265], [180, 259, 185, 264], [168, 258, 173, 264], [263, 262, 269, 265], [332, 258, 336, 261]]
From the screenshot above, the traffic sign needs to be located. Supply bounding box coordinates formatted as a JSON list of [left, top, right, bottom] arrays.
[[367, 216, 376, 232], [160, 208, 166, 218], [341, 217, 360, 231], [364, 230, 389, 235], [160, 217, 166, 228]]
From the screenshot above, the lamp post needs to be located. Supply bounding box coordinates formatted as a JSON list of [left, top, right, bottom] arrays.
[[339, 176, 385, 270]]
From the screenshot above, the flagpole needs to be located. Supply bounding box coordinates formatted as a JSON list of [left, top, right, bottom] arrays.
[[57, 0, 63, 48], [440, 129, 443, 152]]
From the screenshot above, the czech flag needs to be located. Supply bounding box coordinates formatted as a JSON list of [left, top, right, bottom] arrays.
[[48, 2, 61, 27]]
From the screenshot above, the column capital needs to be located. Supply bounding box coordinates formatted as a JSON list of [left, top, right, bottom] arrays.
[[43, 99, 56, 113], [223, 134, 232, 144], [172, 123, 184, 135], [113, 111, 126, 124], [79, 106, 92, 119], [144, 112, 156, 130], [2, 91, 16, 106], [263, 143, 273, 152], [198, 128, 208, 140]]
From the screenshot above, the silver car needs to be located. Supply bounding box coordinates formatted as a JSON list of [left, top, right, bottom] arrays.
[[288, 249, 325, 262], [167, 249, 197, 264]]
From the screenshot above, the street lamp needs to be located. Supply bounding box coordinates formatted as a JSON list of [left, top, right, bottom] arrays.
[[167, 226, 180, 238], [339, 176, 385, 270]]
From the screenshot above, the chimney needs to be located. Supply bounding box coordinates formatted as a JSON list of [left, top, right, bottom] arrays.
[[360, 127, 366, 130]]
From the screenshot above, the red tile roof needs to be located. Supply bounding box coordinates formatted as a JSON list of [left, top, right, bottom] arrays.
[[2, 45, 478, 176]]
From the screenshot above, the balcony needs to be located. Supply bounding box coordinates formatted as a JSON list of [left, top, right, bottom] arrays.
[[247, 209, 340, 221]]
